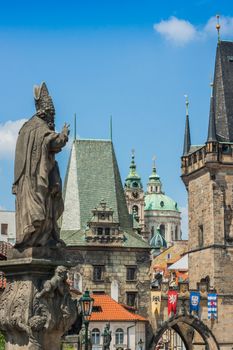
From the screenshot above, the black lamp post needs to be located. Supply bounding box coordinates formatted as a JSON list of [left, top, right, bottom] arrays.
[[79, 290, 94, 350]]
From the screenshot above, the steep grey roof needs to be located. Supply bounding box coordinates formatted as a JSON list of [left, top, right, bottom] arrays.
[[214, 41, 233, 142], [61, 139, 150, 249]]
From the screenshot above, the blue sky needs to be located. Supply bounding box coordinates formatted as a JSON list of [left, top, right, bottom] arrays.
[[1, 0, 233, 236]]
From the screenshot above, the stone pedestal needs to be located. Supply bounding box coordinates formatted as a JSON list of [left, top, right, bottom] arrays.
[[0, 252, 77, 350]]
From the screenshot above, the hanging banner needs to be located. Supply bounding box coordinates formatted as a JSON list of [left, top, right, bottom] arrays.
[[208, 293, 217, 319], [190, 291, 200, 313], [168, 290, 178, 316], [151, 291, 161, 315]]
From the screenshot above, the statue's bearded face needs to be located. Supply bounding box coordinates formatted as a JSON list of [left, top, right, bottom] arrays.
[[44, 108, 55, 130]]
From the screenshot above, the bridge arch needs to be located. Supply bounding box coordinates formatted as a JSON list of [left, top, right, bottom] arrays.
[[151, 314, 219, 350]]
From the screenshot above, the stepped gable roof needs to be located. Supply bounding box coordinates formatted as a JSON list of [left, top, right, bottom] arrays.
[[61, 139, 150, 249], [89, 294, 147, 322], [212, 41, 233, 142]]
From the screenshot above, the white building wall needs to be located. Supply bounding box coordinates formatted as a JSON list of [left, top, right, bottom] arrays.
[[89, 321, 146, 350], [0, 210, 16, 244]]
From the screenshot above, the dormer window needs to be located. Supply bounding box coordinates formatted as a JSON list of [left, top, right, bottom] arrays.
[[97, 227, 103, 235], [105, 228, 110, 235], [132, 182, 138, 188], [100, 213, 105, 220]]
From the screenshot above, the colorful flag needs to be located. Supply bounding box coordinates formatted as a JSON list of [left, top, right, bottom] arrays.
[[207, 293, 217, 319], [151, 291, 161, 315], [168, 290, 178, 316], [190, 291, 200, 313]]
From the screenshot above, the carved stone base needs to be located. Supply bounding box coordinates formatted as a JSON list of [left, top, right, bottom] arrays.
[[0, 258, 77, 350]]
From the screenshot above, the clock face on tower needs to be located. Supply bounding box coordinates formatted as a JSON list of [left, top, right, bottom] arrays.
[[132, 191, 139, 199]]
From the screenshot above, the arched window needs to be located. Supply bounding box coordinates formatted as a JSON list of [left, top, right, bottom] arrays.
[[175, 226, 178, 240], [115, 328, 124, 345], [151, 226, 154, 238], [132, 205, 138, 214], [91, 328, 100, 345], [160, 224, 165, 237], [73, 273, 82, 292]]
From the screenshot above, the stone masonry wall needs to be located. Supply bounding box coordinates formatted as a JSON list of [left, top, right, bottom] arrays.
[[67, 247, 151, 318]]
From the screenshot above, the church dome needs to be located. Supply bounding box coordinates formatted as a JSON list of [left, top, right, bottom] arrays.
[[145, 193, 179, 212], [150, 228, 167, 249]]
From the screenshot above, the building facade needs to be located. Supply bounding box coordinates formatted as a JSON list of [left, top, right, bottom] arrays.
[[0, 210, 16, 244], [61, 139, 151, 321]]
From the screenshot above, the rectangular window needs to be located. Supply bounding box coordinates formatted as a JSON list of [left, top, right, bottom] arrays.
[[97, 227, 103, 235], [93, 266, 104, 282], [105, 228, 110, 235], [1, 224, 8, 235], [198, 225, 204, 247], [126, 267, 136, 281], [126, 292, 137, 307]]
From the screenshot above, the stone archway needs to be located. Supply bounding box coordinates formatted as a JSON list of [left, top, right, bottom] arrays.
[[151, 315, 219, 350]]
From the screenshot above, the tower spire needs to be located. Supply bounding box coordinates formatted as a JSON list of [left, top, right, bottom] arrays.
[[207, 81, 217, 142], [74, 113, 77, 141], [124, 150, 142, 189], [110, 115, 113, 141], [216, 14, 221, 43], [183, 95, 191, 156]]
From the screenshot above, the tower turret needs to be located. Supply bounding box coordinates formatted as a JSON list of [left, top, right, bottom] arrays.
[[147, 158, 163, 194]]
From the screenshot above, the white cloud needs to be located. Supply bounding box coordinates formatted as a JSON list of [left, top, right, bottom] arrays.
[[154, 15, 233, 45], [0, 119, 27, 159], [204, 16, 233, 37], [180, 206, 188, 239], [154, 17, 197, 46]]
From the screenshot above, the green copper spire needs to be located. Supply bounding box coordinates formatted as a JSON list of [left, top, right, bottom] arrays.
[[124, 150, 143, 189]]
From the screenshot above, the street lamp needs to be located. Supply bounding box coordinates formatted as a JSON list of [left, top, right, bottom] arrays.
[[138, 339, 144, 350], [79, 290, 94, 350]]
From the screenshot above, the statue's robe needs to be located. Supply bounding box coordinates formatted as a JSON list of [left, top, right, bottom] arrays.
[[13, 116, 67, 247]]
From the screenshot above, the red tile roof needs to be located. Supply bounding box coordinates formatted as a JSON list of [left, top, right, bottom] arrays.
[[89, 294, 147, 322]]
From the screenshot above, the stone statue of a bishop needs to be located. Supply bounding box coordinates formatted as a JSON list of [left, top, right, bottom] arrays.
[[12, 82, 69, 248]]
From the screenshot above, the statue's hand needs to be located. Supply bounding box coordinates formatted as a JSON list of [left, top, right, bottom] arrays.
[[62, 123, 70, 137]]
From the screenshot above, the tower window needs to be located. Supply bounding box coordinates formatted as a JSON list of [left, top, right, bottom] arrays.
[[132, 182, 138, 188], [126, 267, 136, 281], [126, 292, 137, 307], [132, 205, 139, 214], [198, 225, 204, 247]]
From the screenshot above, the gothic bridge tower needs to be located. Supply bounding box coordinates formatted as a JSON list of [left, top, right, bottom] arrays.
[[181, 40, 233, 347]]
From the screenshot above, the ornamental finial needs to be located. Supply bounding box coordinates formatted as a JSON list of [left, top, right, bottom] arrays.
[[184, 94, 189, 116], [216, 14, 221, 43], [152, 155, 156, 169]]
